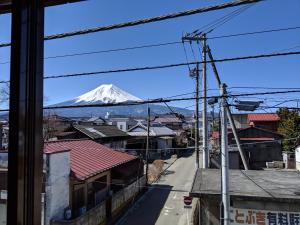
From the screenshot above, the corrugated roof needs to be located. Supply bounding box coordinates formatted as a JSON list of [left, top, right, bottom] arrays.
[[73, 124, 128, 139], [248, 113, 280, 122], [44, 139, 136, 180]]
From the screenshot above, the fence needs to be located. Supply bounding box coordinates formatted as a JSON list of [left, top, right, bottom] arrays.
[[51, 176, 146, 225]]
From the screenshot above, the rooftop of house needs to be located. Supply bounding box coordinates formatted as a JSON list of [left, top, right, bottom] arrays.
[[127, 122, 175, 137], [85, 116, 106, 123], [73, 124, 128, 139], [247, 113, 280, 122], [44, 139, 136, 180], [190, 169, 300, 203], [153, 115, 183, 124], [210, 126, 282, 140]]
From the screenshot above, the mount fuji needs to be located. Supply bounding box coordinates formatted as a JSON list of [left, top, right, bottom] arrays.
[[47, 84, 193, 118]]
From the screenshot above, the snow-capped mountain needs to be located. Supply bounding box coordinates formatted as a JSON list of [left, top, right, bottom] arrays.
[[74, 84, 141, 104], [47, 84, 193, 117]]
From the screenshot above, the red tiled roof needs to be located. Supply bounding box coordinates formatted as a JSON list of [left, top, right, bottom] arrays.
[[247, 113, 280, 122], [44, 139, 136, 180]]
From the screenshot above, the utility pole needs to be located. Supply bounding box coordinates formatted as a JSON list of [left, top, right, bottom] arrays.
[[146, 104, 150, 184], [188, 65, 200, 168], [183, 32, 209, 169], [202, 33, 209, 169], [220, 83, 230, 225], [206, 45, 249, 170], [195, 63, 200, 169]]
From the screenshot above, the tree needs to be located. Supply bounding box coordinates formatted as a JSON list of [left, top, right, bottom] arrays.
[[277, 108, 300, 152]]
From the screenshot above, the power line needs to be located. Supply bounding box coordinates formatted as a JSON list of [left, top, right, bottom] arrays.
[[229, 86, 300, 90], [0, 0, 261, 49], [194, 4, 254, 35], [209, 26, 300, 40], [1, 25, 299, 65], [0, 50, 299, 84], [230, 104, 300, 110], [1, 89, 300, 112]]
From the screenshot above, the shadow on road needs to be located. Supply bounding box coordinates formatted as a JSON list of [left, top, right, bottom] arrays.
[[117, 184, 173, 225]]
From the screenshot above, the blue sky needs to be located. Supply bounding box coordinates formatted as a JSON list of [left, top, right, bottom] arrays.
[[0, 0, 299, 111]]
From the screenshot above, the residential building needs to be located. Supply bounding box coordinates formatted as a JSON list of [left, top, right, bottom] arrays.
[[231, 113, 280, 131], [0, 140, 145, 225], [211, 126, 283, 169], [232, 113, 249, 129], [127, 122, 175, 158], [80, 117, 107, 126], [190, 169, 300, 225], [57, 124, 129, 149], [153, 113, 184, 130], [247, 113, 280, 131], [107, 117, 138, 132]]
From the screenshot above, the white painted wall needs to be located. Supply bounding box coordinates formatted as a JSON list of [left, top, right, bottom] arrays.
[[44, 151, 70, 225], [296, 147, 300, 171], [296, 147, 300, 163], [117, 121, 127, 132]]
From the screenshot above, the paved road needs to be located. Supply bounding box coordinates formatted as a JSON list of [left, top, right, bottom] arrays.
[[116, 152, 198, 225]]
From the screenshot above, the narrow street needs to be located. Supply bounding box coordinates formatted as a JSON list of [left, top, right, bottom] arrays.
[[116, 152, 198, 225]]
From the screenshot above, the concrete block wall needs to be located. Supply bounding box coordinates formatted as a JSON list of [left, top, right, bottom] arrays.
[[51, 202, 106, 225], [45, 151, 71, 225]]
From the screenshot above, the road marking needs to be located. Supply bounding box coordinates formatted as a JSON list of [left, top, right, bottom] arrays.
[[173, 193, 177, 199], [164, 206, 175, 210], [186, 208, 190, 225]]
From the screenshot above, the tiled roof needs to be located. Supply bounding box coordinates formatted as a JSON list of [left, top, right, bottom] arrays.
[[248, 113, 280, 122], [154, 117, 182, 123], [73, 124, 128, 139], [44, 139, 136, 180]]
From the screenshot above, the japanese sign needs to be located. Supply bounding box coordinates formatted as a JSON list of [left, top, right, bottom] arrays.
[[231, 208, 300, 225]]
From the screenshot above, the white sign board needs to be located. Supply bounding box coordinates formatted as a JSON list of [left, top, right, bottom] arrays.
[[230, 208, 300, 225]]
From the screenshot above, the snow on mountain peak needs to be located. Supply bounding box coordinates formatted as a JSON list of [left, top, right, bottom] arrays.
[[74, 84, 142, 104]]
